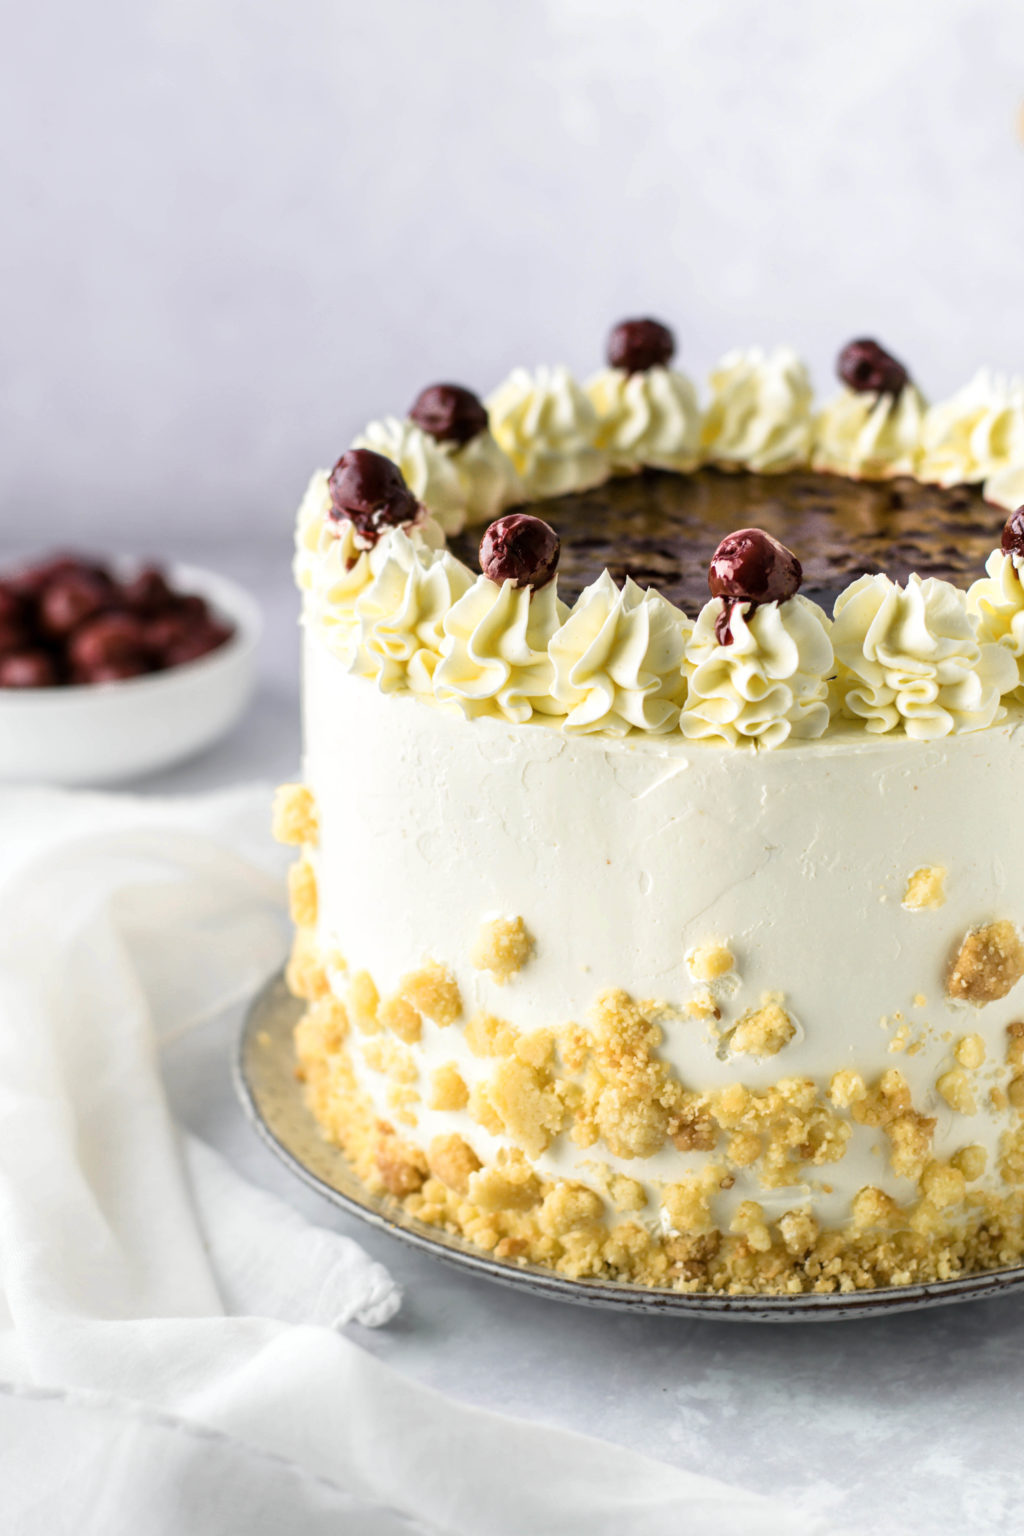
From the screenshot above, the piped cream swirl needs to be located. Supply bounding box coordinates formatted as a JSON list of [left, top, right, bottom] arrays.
[[967, 549, 1024, 699], [486, 366, 608, 499], [345, 531, 474, 695], [435, 577, 568, 723], [585, 367, 701, 473], [812, 385, 927, 480], [701, 348, 814, 473], [453, 429, 524, 523], [832, 573, 1015, 738], [353, 417, 468, 534], [917, 369, 1024, 493], [680, 594, 833, 748], [549, 572, 691, 735]]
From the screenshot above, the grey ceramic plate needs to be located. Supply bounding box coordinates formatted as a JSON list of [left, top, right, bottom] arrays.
[[236, 970, 1024, 1322]]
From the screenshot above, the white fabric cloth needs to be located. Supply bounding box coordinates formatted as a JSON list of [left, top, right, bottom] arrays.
[[0, 783, 840, 1536]]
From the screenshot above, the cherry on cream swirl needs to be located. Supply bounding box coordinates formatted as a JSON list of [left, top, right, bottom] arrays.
[[680, 593, 834, 749], [433, 575, 569, 724], [352, 417, 469, 534], [811, 383, 928, 480], [585, 366, 702, 473]]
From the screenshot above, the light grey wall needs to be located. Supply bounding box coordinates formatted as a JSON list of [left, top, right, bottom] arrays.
[[2, 0, 1023, 545]]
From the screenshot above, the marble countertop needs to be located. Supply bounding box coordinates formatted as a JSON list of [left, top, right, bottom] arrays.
[[54, 538, 1024, 1536]]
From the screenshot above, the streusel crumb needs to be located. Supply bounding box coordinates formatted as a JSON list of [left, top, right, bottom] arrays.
[[348, 970, 380, 1034], [1007, 1022, 1024, 1067], [287, 859, 318, 928], [428, 1133, 481, 1194], [902, 866, 946, 911], [686, 942, 735, 983], [955, 1033, 986, 1069], [538, 1182, 604, 1237], [363, 1037, 417, 1084], [729, 997, 795, 1057], [428, 1062, 469, 1111], [489, 1057, 567, 1157], [947, 921, 1024, 1005], [468, 1149, 542, 1212], [470, 915, 534, 984], [378, 993, 422, 1045], [464, 1011, 518, 1058], [936, 1067, 977, 1115], [399, 962, 462, 1025], [272, 783, 319, 846], [286, 928, 330, 1002], [951, 1145, 987, 1181], [374, 1122, 428, 1197]]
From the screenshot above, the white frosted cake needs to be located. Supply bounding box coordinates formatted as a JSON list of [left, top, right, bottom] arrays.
[[275, 323, 1024, 1294]]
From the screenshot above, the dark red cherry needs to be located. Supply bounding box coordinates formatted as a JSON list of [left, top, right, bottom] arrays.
[[837, 338, 909, 396], [409, 383, 488, 446], [709, 528, 802, 644], [0, 650, 58, 688], [479, 514, 560, 590], [68, 611, 151, 672], [327, 449, 420, 544], [163, 623, 233, 669], [5, 555, 110, 601], [0, 616, 32, 655], [1001, 507, 1024, 561], [606, 318, 675, 374], [119, 565, 174, 614], [38, 569, 113, 638], [76, 657, 152, 685], [0, 585, 27, 626], [709, 528, 802, 605]]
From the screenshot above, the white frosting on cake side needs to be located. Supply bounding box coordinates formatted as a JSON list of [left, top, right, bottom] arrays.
[[303, 631, 1024, 1230]]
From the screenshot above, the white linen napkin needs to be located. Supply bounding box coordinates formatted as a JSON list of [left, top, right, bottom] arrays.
[[0, 782, 838, 1536]]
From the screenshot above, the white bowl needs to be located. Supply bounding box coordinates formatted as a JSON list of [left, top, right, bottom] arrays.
[[0, 562, 262, 785]]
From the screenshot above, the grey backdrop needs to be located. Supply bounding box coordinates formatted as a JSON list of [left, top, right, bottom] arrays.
[[2, 0, 1023, 546]]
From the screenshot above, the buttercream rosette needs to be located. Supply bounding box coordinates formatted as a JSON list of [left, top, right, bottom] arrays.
[[680, 593, 834, 749], [917, 370, 1024, 507], [486, 365, 608, 499], [434, 575, 568, 724], [340, 530, 473, 695], [585, 367, 701, 474], [701, 348, 815, 473], [832, 572, 1015, 739], [812, 384, 927, 480], [549, 571, 691, 735], [967, 548, 1024, 700]]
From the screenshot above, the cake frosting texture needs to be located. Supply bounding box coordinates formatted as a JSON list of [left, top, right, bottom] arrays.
[[278, 326, 1024, 1295]]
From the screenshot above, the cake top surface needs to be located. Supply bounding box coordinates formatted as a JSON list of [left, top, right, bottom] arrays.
[[295, 321, 1024, 750]]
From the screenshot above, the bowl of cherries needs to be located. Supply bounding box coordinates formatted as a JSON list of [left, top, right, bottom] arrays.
[[0, 553, 261, 784]]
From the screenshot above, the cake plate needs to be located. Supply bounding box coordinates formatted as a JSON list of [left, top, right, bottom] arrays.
[[236, 971, 1024, 1322]]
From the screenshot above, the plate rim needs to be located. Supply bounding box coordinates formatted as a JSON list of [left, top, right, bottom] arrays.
[[234, 970, 1024, 1322]]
